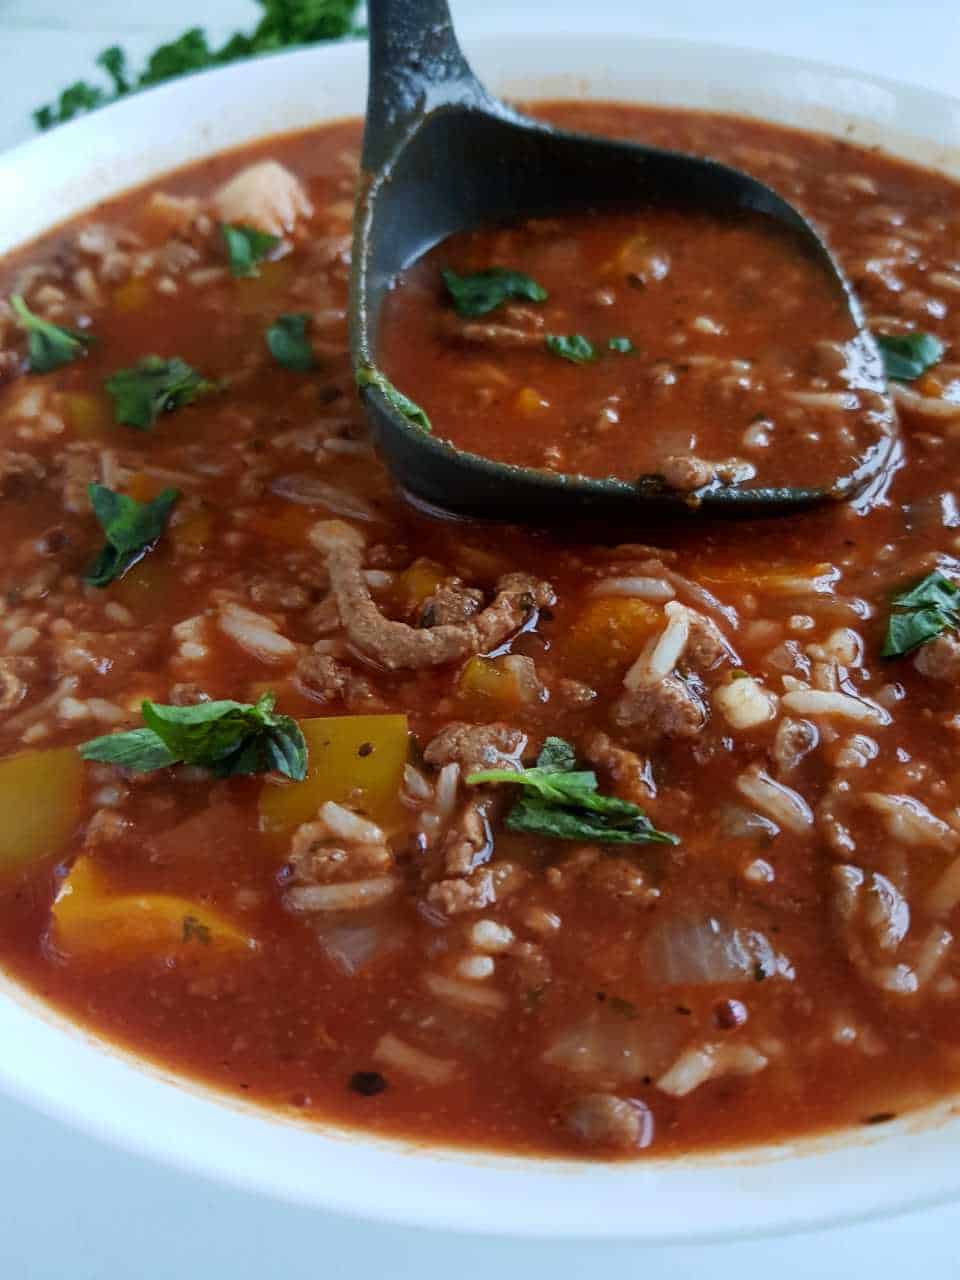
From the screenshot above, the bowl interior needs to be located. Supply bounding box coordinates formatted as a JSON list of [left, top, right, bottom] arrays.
[[0, 31, 959, 1241]]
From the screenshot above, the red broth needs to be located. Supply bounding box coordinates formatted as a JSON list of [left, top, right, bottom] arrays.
[[0, 105, 957, 1160], [379, 206, 891, 490]]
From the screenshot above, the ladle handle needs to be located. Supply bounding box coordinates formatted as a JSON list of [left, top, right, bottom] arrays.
[[362, 0, 491, 171]]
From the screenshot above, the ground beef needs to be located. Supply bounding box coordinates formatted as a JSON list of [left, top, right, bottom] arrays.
[[583, 730, 654, 803], [423, 721, 528, 774], [914, 632, 960, 682], [418, 579, 484, 628], [439, 796, 497, 877], [0, 450, 45, 497], [295, 648, 383, 709], [612, 674, 707, 744], [311, 520, 555, 670]]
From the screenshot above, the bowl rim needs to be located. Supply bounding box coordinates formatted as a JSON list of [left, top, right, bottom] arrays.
[[2, 29, 960, 1241]]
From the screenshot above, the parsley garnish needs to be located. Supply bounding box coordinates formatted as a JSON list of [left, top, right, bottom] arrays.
[[608, 336, 635, 354], [883, 570, 960, 657], [467, 736, 677, 845], [105, 356, 217, 429], [182, 915, 212, 945], [545, 334, 596, 364], [33, 1, 365, 130], [875, 332, 944, 382], [9, 294, 94, 373], [266, 313, 316, 370], [356, 364, 431, 431], [84, 483, 179, 588], [79, 692, 308, 780], [442, 267, 548, 318], [222, 224, 280, 277]]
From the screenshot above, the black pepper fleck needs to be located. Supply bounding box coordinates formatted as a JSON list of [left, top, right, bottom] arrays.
[[357, 742, 374, 758], [350, 1070, 388, 1097]]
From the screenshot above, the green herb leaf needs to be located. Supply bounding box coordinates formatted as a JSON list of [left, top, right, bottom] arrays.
[[356, 364, 431, 431], [222, 223, 280, 278], [875, 332, 944, 382], [468, 736, 676, 846], [883, 569, 960, 657], [9, 294, 94, 373], [33, 2, 364, 130], [77, 726, 178, 772], [545, 333, 596, 364], [266, 313, 316, 371], [79, 692, 308, 780], [105, 355, 216, 429], [608, 336, 635, 354], [441, 267, 548, 318], [84, 483, 179, 587], [182, 915, 212, 944]]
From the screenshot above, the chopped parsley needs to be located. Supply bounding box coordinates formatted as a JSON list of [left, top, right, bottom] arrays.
[[608, 336, 635, 354], [79, 692, 308, 780], [883, 569, 960, 657], [467, 736, 677, 846], [545, 334, 596, 364], [356, 364, 431, 431], [105, 355, 217, 429], [9, 294, 94, 373], [84, 483, 179, 588], [33, 1, 365, 130], [222, 223, 280, 278], [442, 267, 548, 318], [875, 332, 944, 382], [182, 916, 212, 945], [266, 313, 316, 370]]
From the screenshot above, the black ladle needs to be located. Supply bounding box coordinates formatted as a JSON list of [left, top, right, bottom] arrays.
[[350, 0, 897, 522]]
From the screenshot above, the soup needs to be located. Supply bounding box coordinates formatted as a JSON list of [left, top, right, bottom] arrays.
[[378, 206, 894, 491], [0, 102, 959, 1159]]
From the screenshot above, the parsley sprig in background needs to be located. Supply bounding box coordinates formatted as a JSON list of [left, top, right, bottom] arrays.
[[33, 1, 366, 130]]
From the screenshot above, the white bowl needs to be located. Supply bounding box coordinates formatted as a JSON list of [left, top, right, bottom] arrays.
[[1, 32, 959, 1243]]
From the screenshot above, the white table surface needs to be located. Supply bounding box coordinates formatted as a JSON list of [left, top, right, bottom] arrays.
[[2, 2, 960, 1276]]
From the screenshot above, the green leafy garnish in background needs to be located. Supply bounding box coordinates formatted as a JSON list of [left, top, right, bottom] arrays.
[[105, 356, 217, 429], [883, 570, 960, 657], [608, 336, 635, 354], [33, 1, 365, 130], [356, 364, 431, 431], [79, 692, 308, 780], [9, 294, 94, 373], [875, 332, 944, 382], [442, 267, 548, 318], [545, 333, 596, 364], [84, 483, 179, 588], [222, 224, 280, 277], [467, 736, 677, 846], [266, 313, 316, 370]]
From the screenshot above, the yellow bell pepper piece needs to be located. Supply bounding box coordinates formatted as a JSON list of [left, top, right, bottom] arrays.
[[513, 387, 550, 416], [235, 258, 295, 313], [394, 558, 446, 613], [566, 597, 662, 667], [259, 714, 409, 835], [242, 506, 317, 549], [0, 747, 83, 871], [51, 856, 257, 959], [170, 508, 212, 556], [124, 471, 170, 504], [457, 656, 527, 708], [113, 276, 152, 313], [63, 391, 112, 440], [112, 550, 173, 614]]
